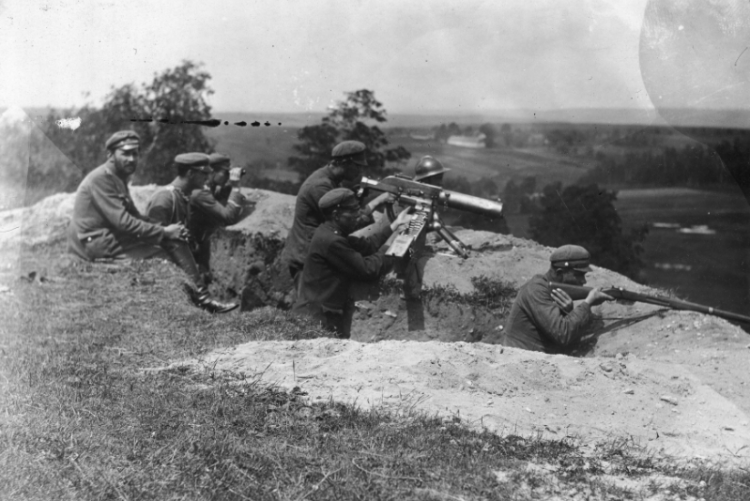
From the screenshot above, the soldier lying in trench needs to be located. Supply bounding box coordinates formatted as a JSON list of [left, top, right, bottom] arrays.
[[502, 245, 613, 354]]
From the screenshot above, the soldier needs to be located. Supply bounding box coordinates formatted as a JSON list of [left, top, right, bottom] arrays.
[[414, 155, 449, 187], [399, 155, 452, 300], [292, 188, 412, 339], [67, 130, 184, 261], [189, 153, 247, 280], [281, 140, 394, 291], [502, 245, 613, 353], [146, 153, 238, 314]]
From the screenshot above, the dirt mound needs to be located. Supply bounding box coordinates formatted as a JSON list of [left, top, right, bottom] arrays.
[[173, 337, 750, 464]]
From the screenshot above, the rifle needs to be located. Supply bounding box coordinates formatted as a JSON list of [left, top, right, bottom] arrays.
[[550, 282, 750, 325], [357, 174, 504, 259]]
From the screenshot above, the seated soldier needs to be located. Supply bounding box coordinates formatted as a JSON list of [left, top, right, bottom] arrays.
[[146, 153, 238, 314], [189, 153, 247, 281], [502, 245, 613, 353], [67, 130, 184, 262], [292, 188, 412, 339]]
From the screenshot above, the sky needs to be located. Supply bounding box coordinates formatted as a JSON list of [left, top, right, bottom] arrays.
[[0, 0, 747, 117]]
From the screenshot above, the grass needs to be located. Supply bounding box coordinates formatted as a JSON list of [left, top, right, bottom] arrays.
[[1, 243, 749, 500]]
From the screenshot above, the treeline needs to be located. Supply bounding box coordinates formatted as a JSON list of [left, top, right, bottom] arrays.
[[579, 137, 750, 195]]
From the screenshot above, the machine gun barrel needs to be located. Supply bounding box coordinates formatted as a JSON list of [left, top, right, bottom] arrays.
[[443, 191, 504, 219], [359, 176, 504, 219], [549, 282, 750, 325]]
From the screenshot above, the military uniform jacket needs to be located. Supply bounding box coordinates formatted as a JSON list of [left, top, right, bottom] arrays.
[[502, 271, 592, 353], [189, 185, 245, 242], [293, 220, 392, 317], [146, 185, 192, 226], [281, 165, 338, 270], [67, 162, 165, 259]]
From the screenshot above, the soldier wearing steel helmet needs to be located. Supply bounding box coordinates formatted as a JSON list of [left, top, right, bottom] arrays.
[[397, 155, 451, 300], [413, 155, 450, 186], [292, 188, 412, 338], [502, 245, 613, 353], [280, 140, 395, 294]]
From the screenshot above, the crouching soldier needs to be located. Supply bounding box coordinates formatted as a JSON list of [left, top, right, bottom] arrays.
[[189, 153, 247, 281], [292, 188, 412, 339], [502, 245, 613, 353], [146, 153, 238, 314]]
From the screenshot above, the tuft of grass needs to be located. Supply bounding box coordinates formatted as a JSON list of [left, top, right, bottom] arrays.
[[1, 243, 748, 500]]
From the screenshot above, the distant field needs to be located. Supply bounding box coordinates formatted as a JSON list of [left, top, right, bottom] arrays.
[[614, 187, 750, 315], [208, 124, 597, 188]]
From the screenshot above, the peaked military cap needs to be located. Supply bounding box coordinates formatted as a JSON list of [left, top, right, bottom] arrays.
[[174, 153, 212, 174], [319, 188, 359, 211], [550, 245, 592, 272], [208, 153, 231, 170], [105, 130, 141, 151], [331, 140, 367, 166]]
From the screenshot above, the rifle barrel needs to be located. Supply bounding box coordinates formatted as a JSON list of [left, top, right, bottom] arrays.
[[549, 281, 750, 325]]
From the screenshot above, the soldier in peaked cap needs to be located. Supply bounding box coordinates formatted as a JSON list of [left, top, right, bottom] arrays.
[[189, 153, 248, 280], [67, 130, 186, 262], [292, 188, 412, 338], [502, 244, 613, 354], [280, 140, 396, 300], [146, 153, 238, 314]]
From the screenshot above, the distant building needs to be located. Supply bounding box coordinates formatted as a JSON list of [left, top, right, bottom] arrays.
[[447, 133, 486, 148], [526, 133, 548, 147], [409, 133, 433, 141]]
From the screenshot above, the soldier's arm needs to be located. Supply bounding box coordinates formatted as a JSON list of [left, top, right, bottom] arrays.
[[146, 190, 174, 227], [347, 220, 393, 255], [89, 175, 165, 242], [191, 189, 245, 226], [326, 237, 388, 281], [524, 282, 592, 348]]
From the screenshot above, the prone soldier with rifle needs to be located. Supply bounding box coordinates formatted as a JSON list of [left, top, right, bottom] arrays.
[[502, 245, 614, 354], [549, 280, 750, 325]]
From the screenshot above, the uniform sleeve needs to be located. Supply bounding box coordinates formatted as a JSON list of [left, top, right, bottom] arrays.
[[347, 221, 393, 255], [89, 174, 165, 241], [522, 282, 592, 348], [306, 182, 330, 228], [146, 190, 174, 227], [326, 236, 388, 281], [190, 189, 245, 226]]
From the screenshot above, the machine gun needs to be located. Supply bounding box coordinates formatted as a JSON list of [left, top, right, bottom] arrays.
[[357, 174, 504, 259], [549, 282, 750, 325]]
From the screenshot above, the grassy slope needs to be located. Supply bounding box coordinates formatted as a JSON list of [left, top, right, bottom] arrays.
[[1, 244, 747, 500]]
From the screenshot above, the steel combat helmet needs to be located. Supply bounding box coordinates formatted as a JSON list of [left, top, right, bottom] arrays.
[[414, 156, 450, 181]]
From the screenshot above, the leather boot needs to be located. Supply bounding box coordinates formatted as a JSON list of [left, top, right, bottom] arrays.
[[195, 287, 238, 314]]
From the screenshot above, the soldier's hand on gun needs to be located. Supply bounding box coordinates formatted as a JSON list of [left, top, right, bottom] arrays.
[[390, 207, 413, 232], [164, 223, 187, 241], [551, 288, 574, 314], [368, 192, 398, 211], [584, 287, 614, 306]]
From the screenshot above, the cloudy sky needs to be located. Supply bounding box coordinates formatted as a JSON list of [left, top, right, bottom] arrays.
[[1, 0, 747, 116]]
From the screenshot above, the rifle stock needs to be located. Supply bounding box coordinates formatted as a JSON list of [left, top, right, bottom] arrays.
[[549, 282, 750, 325]]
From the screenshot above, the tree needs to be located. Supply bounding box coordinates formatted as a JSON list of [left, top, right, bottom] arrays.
[[42, 60, 216, 186], [479, 123, 497, 148], [500, 123, 512, 147], [528, 182, 648, 279], [288, 90, 411, 181]]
